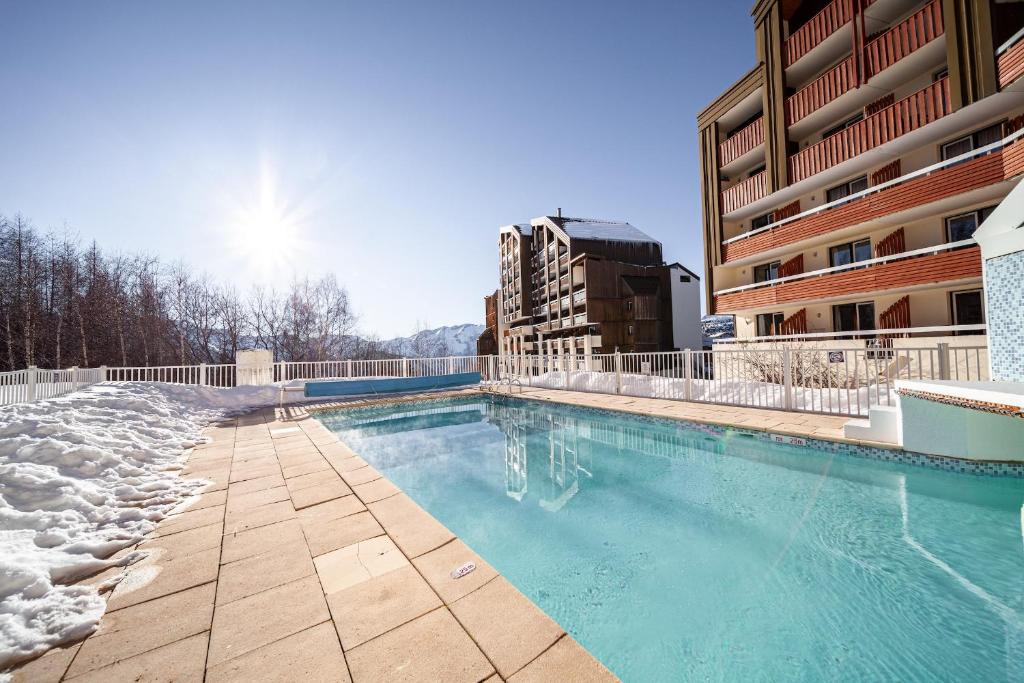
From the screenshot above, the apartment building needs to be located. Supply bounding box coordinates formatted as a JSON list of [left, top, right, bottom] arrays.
[[699, 0, 1024, 341], [476, 290, 500, 356], [497, 214, 698, 356]]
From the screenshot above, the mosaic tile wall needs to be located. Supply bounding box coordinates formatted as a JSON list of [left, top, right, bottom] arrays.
[[985, 250, 1024, 382]]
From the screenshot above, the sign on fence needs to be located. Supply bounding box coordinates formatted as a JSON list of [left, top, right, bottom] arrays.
[[827, 351, 845, 363]]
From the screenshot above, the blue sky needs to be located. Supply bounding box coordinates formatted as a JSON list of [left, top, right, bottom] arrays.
[[0, 0, 754, 337]]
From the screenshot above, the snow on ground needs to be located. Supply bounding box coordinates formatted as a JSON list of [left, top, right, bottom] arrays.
[[0, 382, 277, 673]]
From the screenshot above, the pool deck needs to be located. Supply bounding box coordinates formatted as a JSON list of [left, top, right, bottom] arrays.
[[13, 390, 615, 683], [12, 387, 861, 682]]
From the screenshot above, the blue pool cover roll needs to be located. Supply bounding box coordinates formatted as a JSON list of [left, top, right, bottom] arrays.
[[303, 372, 482, 398]]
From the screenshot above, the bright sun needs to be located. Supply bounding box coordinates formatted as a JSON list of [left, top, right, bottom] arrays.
[[224, 161, 305, 278]]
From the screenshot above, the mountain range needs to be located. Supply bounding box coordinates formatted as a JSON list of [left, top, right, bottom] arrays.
[[382, 323, 485, 357]]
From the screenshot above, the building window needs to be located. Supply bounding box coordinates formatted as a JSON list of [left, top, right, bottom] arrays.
[[756, 312, 784, 337], [822, 113, 863, 140], [829, 239, 871, 267], [933, 68, 949, 81], [627, 325, 634, 336], [941, 122, 1004, 161], [747, 164, 766, 179], [945, 206, 996, 242], [826, 175, 868, 203], [753, 261, 781, 283], [679, 275, 690, 283], [951, 290, 984, 332], [751, 212, 773, 230], [833, 302, 875, 334]]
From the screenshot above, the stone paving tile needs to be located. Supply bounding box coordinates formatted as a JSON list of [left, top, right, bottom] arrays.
[[326, 565, 442, 651], [290, 478, 352, 510], [302, 510, 384, 557], [107, 546, 220, 611], [207, 575, 329, 667], [221, 518, 306, 565], [216, 540, 315, 605], [10, 643, 80, 683], [225, 485, 291, 513], [226, 473, 285, 496], [351, 477, 400, 504], [507, 635, 617, 683], [412, 539, 499, 605], [228, 464, 280, 484], [281, 459, 332, 479], [297, 495, 366, 524], [138, 521, 222, 561], [222, 500, 297, 534], [66, 632, 208, 683], [340, 465, 382, 487], [285, 468, 341, 492], [155, 505, 225, 537], [329, 455, 369, 473], [367, 493, 455, 559], [314, 536, 408, 594], [450, 577, 563, 679], [345, 607, 494, 683], [171, 488, 228, 513], [205, 622, 350, 683], [66, 583, 215, 678]]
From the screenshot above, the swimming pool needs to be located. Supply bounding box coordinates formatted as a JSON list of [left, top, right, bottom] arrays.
[[317, 395, 1024, 682]]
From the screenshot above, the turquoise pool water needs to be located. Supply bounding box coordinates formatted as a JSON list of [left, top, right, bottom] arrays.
[[317, 396, 1024, 682]]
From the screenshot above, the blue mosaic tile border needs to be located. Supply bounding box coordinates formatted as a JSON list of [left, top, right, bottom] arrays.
[[313, 391, 1024, 478], [985, 250, 1024, 382]]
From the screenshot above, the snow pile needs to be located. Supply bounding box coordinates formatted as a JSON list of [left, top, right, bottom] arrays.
[[0, 382, 277, 672]]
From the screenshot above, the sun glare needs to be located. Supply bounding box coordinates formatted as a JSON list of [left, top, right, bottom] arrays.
[[223, 160, 307, 278]]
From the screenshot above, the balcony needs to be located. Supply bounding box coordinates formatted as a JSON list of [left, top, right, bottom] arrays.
[[787, 77, 951, 185], [719, 116, 764, 168], [785, 0, 943, 129], [722, 135, 1020, 263], [998, 29, 1024, 89], [714, 243, 981, 313], [784, 0, 855, 69], [721, 170, 767, 214]]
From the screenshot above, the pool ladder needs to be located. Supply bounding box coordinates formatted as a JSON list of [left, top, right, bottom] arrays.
[[491, 375, 523, 395]]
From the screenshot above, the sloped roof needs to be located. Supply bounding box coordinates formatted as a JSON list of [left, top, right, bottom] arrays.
[[557, 217, 659, 244]]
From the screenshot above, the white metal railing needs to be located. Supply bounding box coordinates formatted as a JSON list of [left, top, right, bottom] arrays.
[[0, 366, 104, 405], [497, 344, 987, 416], [0, 347, 990, 418], [0, 356, 499, 407], [714, 239, 977, 295], [723, 127, 1024, 244], [714, 324, 985, 343]]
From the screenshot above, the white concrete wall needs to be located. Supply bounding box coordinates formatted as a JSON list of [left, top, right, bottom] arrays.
[[670, 266, 703, 350]]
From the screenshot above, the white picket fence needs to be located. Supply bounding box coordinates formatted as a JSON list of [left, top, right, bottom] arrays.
[[0, 345, 988, 417]]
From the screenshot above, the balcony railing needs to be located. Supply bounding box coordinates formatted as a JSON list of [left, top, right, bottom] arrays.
[[787, 77, 950, 184], [863, 0, 943, 79], [714, 241, 981, 313], [784, 0, 943, 127], [722, 127, 1024, 262], [721, 170, 767, 214], [719, 116, 765, 167], [998, 28, 1024, 88], [784, 0, 854, 68], [785, 56, 856, 126]]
